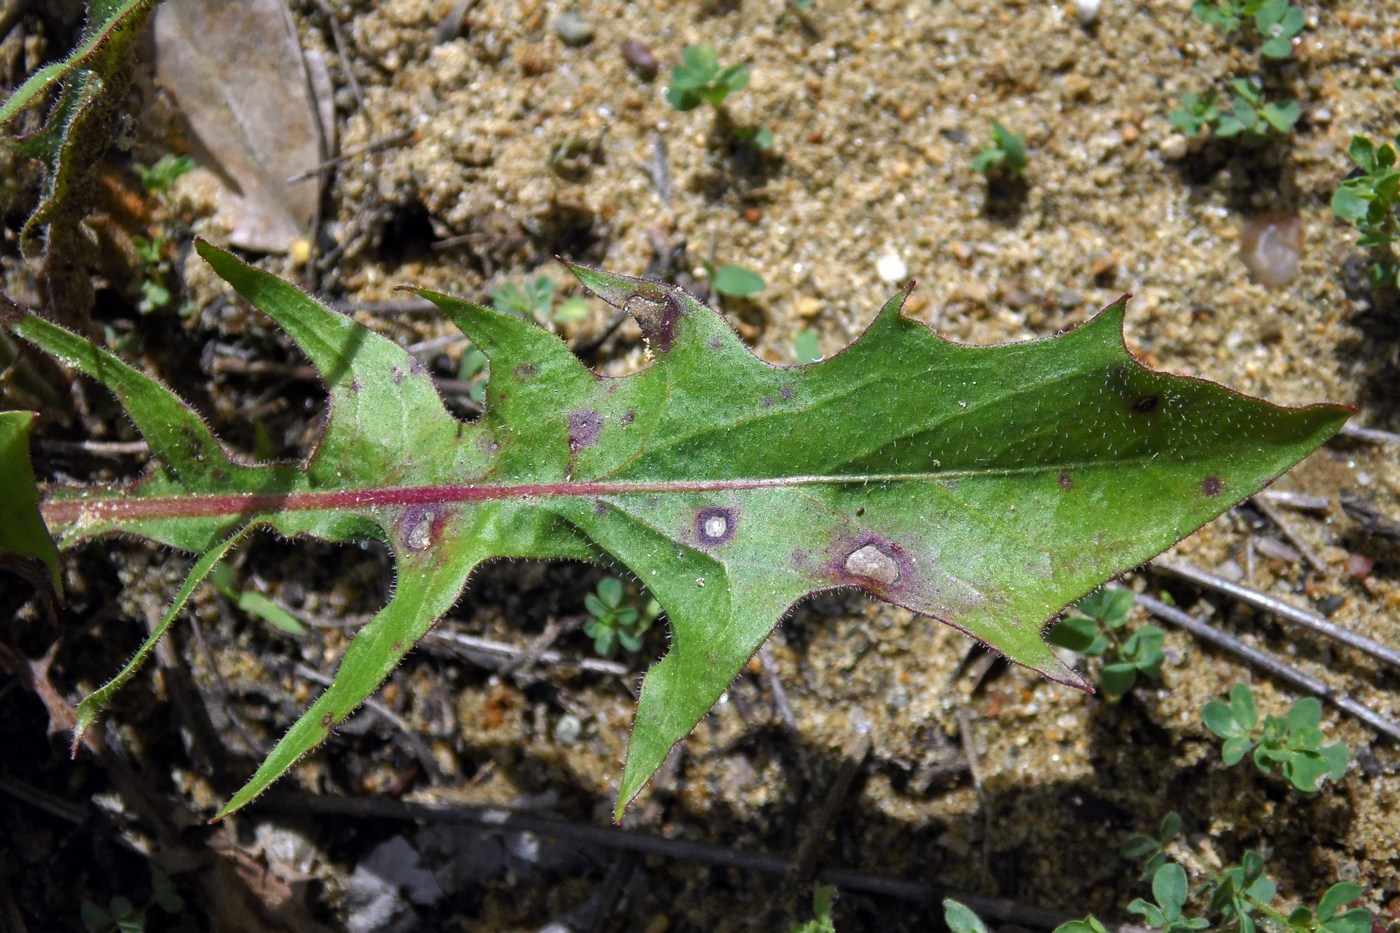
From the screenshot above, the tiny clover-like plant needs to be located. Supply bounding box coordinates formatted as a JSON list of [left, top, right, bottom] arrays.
[[1047, 588, 1164, 701], [1170, 80, 1300, 141], [1121, 811, 1182, 882], [666, 43, 772, 151], [1129, 863, 1211, 933], [1202, 683, 1350, 792], [0, 241, 1348, 821], [972, 120, 1028, 177], [583, 577, 657, 658], [1331, 133, 1400, 289], [1189, 0, 1304, 59], [1285, 883, 1371, 933]]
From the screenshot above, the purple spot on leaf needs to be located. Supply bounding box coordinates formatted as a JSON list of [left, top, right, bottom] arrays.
[[696, 506, 736, 546], [709, 336, 725, 351], [1201, 476, 1223, 498], [568, 409, 604, 450], [780, 385, 794, 401], [399, 505, 444, 552], [626, 294, 685, 352], [1131, 394, 1160, 414], [514, 363, 539, 380], [1058, 472, 1074, 491]]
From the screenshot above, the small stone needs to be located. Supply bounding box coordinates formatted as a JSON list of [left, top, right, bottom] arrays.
[[554, 10, 594, 47], [795, 296, 824, 319], [620, 37, 658, 79], [1073, 0, 1101, 26], [876, 252, 908, 283], [1240, 213, 1303, 290]]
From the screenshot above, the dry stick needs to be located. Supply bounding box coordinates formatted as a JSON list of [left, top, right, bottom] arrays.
[[424, 628, 631, 677], [1258, 489, 1330, 512], [293, 662, 442, 782], [1132, 592, 1400, 743], [1338, 423, 1400, 445], [1250, 495, 1326, 572], [758, 643, 798, 730], [259, 792, 1123, 931], [786, 730, 871, 893], [1151, 560, 1400, 672]]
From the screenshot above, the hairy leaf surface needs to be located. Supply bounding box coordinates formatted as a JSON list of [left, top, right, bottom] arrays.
[[1, 241, 1348, 820]]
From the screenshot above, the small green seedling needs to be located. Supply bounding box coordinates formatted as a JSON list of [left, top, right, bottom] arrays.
[[1190, 0, 1304, 59], [80, 866, 185, 933], [583, 577, 657, 658], [666, 43, 751, 111], [1169, 80, 1299, 141], [1121, 811, 1182, 882], [1130, 864, 1211, 933], [491, 275, 589, 325], [1055, 919, 1112, 933], [972, 120, 1028, 177], [793, 328, 822, 364], [703, 261, 766, 298], [943, 899, 991, 933], [666, 43, 772, 150], [1202, 683, 1350, 792], [1331, 133, 1400, 289], [130, 154, 196, 316], [1047, 588, 1164, 701], [790, 885, 837, 933], [1283, 884, 1372, 933], [208, 563, 308, 637]]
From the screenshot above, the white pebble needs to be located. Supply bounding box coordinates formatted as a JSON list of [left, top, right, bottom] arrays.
[[1074, 0, 1101, 25], [876, 252, 908, 283]]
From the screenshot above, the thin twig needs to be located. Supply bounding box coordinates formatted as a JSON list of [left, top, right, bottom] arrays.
[[1250, 496, 1326, 572], [1133, 591, 1400, 742], [294, 663, 442, 782], [1338, 423, 1400, 445], [258, 792, 1142, 931], [786, 729, 871, 892], [423, 628, 630, 677], [1257, 489, 1330, 512], [1152, 560, 1400, 671], [758, 643, 798, 730]]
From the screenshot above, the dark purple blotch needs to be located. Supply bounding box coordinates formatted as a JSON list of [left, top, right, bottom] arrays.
[[628, 294, 685, 352], [399, 504, 445, 552], [621, 409, 636, 425], [780, 385, 794, 401], [1201, 476, 1223, 498], [568, 408, 604, 451], [514, 363, 539, 381], [1131, 394, 1160, 414], [695, 506, 736, 546], [1058, 472, 1074, 491]]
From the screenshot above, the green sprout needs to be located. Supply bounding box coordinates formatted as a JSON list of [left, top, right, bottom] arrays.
[[1331, 133, 1400, 289], [793, 328, 822, 364], [1189, 0, 1304, 59], [666, 43, 772, 151], [702, 261, 766, 299], [1202, 683, 1350, 792], [129, 154, 196, 315], [490, 275, 589, 325], [790, 886, 837, 933], [1121, 811, 1183, 882], [943, 899, 991, 933], [971, 120, 1028, 177], [583, 577, 658, 658], [1169, 79, 1299, 141], [1047, 588, 1164, 701], [1130, 864, 1211, 933], [666, 43, 751, 111]]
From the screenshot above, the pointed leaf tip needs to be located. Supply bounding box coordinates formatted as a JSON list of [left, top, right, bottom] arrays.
[[563, 261, 690, 351]]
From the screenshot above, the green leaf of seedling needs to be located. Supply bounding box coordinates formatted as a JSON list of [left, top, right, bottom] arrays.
[[1047, 615, 1104, 654], [6, 244, 1349, 821], [1100, 662, 1139, 701], [1331, 185, 1370, 223], [1222, 735, 1255, 766], [1260, 100, 1301, 133], [711, 263, 766, 297], [794, 329, 823, 364], [0, 411, 62, 595], [1229, 682, 1258, 730], [1054, 919, 1112, 933], [943, 899, 992, 933]]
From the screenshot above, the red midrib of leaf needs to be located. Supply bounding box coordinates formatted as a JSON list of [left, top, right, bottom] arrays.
[[41, 472, 940, 526]]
